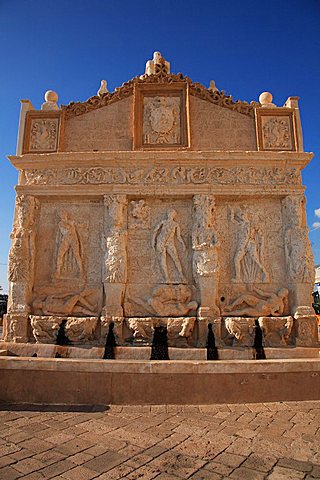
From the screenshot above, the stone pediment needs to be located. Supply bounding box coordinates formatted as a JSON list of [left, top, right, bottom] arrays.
[[61, 71, 256, 119]]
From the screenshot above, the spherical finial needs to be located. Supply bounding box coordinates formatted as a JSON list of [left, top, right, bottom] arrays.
[[44, 90, 58, 103], [41, 90, 59, 110], [259, 91, 273, 105]]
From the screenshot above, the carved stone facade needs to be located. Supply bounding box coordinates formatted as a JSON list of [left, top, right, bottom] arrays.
[[3, 52, 317, 354]]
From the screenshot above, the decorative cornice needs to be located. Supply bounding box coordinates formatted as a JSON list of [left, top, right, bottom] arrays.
[[61, 71, 258, 119]]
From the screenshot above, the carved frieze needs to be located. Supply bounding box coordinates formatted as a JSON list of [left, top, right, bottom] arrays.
[[23, 166, 301, 187]]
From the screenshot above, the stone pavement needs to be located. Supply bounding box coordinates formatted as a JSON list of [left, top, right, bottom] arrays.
[[0, 401, 319, 480]]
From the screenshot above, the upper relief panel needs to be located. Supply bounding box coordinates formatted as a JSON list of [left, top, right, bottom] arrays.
[[19, 52, 304, 155]]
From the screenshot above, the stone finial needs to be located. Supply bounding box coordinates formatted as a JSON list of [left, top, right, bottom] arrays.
[[97, 80, 108, 97], [209, 80, 218, 92], [145, 51, 170, 76], [41, 90, 59, 111], [259, 91, 276, 108]]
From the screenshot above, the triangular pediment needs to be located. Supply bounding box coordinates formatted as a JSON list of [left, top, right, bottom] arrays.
[[61, 71, 256, 119]]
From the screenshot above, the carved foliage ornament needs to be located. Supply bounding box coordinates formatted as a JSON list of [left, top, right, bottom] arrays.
[[23, 166, 301, 186]]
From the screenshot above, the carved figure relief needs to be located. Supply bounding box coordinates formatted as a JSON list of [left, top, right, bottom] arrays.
[[127, 318, 154, 343], [261, 116, 292, 150], [223, 286, 288, 317], [30, 316, 61, 343], [54, 211, 86, 281], [230, 206, 268, 284], [128, 200, 150, 229], [143, 96, 180, 145], [282, 196, 314, 284], [223, 317, 255, 347], [258, 316, 293, 347], [64, 317, 97, 343], [152, 209, 186, 283], [149, 285, 197, 316], [29, 118, 59, 151], [32, 287, 101, 317], [167, 317, 196, 347], [126, 284, 197, 317]]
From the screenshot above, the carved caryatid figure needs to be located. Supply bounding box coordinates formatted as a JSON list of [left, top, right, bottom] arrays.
[[152, 209, 186, 283], [192, 195, 220, 316], [7, 195, 39, 316], [102, 195, 128, 317], [55, 211, 84, 280], [223, 287, 288, 317], [230, 206, 268, 284], [282, 195, 314, 284]]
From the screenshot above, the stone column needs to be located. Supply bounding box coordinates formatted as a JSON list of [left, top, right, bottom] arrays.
[[192, 195, 220, 347], [5, 194, 39, 342], [281, 195, 314, 313], [101, 194, 128, 318]]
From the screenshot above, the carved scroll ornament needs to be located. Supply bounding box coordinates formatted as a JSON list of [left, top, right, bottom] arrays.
[[23, 166, 300, 187]]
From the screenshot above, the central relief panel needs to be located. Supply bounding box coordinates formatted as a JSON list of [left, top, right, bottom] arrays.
[[124, 197, 197, 317]]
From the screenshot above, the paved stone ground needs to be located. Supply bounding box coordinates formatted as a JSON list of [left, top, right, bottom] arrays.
[[0, 401, 319, 480]]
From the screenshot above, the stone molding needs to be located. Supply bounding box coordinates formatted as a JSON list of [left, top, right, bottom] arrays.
[[61, 72, 256, 119]]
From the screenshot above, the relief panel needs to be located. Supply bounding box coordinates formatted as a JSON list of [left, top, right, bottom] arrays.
[[32, 199, 103, 317], [124, 197, 196, 317]]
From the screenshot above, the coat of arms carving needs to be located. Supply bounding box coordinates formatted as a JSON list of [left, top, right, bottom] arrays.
[[143, 96, 180, 145]]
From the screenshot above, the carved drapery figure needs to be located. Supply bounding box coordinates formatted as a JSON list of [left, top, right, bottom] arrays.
[[7, 195, 39, 315], [223, 286, 288, 317], [192, 195, 220, 317], [54, 210, 86, 280], [102, 194, 128, 317], [230, 206, 268, 284], [152, 209, 186, 283]]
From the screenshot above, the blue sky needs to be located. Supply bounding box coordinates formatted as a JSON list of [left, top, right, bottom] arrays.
[[0, 0, 319, 292]]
